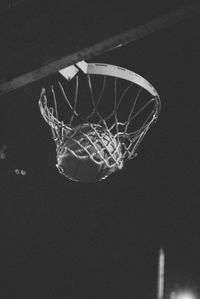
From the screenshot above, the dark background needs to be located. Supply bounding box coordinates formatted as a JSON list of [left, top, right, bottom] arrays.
[[0, 1, 200, 298]]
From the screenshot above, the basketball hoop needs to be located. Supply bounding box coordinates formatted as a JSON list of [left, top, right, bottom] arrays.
[[38, 61, 161, 182]]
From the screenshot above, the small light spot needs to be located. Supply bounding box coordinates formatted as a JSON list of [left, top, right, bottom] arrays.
[[171, 291, 197, 299], [21, 170, 26, 175], [0, 153, 6, 160], [15, 169, 20, 175]]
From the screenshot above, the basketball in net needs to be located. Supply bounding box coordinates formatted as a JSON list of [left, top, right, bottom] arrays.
[[38, 61, 161, 182], [56, 123, 123, 183]]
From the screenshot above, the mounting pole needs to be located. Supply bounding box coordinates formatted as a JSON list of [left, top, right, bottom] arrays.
[[157, 248, 165, 299]]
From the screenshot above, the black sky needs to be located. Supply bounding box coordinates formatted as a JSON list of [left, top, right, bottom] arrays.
[[0, 4, 200, 299]]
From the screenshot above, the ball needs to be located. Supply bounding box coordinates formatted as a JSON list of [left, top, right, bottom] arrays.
[[56, 123, 122, 182]]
